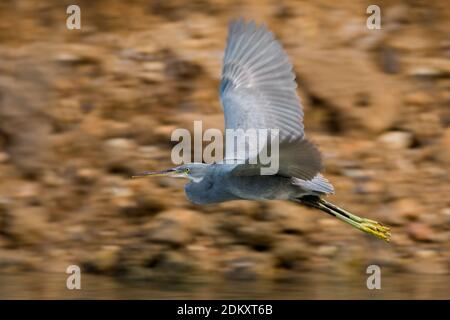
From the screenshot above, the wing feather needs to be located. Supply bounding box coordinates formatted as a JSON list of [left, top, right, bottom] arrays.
[[220, 19, 304, 139], [221, 19, 322, 180], [292, 174, 335, 194], [231, 138, 323, 181]]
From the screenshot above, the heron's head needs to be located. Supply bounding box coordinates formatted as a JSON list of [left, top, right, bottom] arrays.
[[132, 163, 209, 183]]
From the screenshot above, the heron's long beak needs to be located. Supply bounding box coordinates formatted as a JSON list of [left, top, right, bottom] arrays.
[[131, 168, 178, 178]]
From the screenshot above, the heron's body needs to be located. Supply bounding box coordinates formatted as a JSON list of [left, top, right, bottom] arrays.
[[135, 19, 391, 242], [184, 163, 332, 205]]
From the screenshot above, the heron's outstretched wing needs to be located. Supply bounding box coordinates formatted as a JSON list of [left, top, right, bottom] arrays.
[[230, 138, 322, 180], [221, 19, 322, 180], [220, 19, 304, 139], [292, 174, 335, 194]]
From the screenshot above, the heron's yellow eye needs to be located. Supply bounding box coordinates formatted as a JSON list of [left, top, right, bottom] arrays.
[[184, 168, 190, 174]]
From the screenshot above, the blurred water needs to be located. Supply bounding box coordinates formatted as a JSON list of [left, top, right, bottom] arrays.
[[0, 272, 448, 299]]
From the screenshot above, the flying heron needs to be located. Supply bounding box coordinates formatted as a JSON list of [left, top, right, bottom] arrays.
[[134, 19, 391, 242]]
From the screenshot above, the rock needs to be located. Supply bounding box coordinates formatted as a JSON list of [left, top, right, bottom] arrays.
[[392, 198, 424, 221], [119, 45, 158, 61], [166, 57, 203, 81], [145, 209, 201, 246], [109, 185, 134, 199], [153, 125, 178, 143], [341, 168, 373, 179], [104, 138, 138, 172], [441, 208, 450, 224], [297, 48, 403, 133], [405, 250, 448, 274], [390, 35, 434, 52], [0, 249, 37, 272], [419, 212, 445, 227], [407, 58, 450, 78], [0, 201, 11, 236], [80, 117, 131, 139], [358, 180, 384, 194], [407, 222, 434, 242], [378, 131, 414, 149], [415, 250, 437, 259], [317, 245, 338, 257], [113, 246, 197, 280], [337, 20, 367, 45], [147, 220, 192, 246], [391, 233, 414, 246], [142, 61, 165, 73], [268, 201, 316, 234], [0, 152, 9, 163], [215, 201, 261, 217], [216, 213, 251, 241], [404, 92, 434, 106], [13, 183, 40, 200], [378, 204, 407, 226], [75, 168, 100, 184], [430, 232, 449, 243], [41, 172, 65, 187], [117, 197, 167, 219], [377, 46, 400, 74], [137, 146, 165, 160], [318, 218, 340, 228], [86, 245, 121, 273], [145, 251, 195, 275], [54, 98, 84, 124], [384, 4, 410, 24], [222, 250, 273, 281], [138, 61, 166, 83], [407, 67, 437, 77], [233, 222, 277, 250], [273, 235, 309, 270], [104, 138, 137, 151], [7, 206, 53, 246], [54, 45, 101, 64], [437, 128, 450, 164]]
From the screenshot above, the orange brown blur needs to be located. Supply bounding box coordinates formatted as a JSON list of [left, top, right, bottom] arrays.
[[0, 0, 448, 299]]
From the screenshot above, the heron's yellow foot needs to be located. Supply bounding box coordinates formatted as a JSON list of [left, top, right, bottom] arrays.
[[316, 199, 391, 242], [360, 219, 391, 242]]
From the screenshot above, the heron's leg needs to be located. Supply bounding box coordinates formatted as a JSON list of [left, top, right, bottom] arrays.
[[320, 199, 391, 240], [297, 197, 391, 242], [319, 200, 390, 242], [320, 199, 380, 225]]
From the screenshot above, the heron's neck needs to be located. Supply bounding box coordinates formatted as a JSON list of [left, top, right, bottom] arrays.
[[189, 176, 204, 183]]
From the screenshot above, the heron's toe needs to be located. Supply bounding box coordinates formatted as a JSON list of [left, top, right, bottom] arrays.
[[360, 220, 391, 242]]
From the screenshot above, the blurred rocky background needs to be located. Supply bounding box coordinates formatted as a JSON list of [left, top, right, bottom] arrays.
[[0, 0, 449, 297]]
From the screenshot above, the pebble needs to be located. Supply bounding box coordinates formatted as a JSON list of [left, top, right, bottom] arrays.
[[407, 222, 434, 242], [378, 131, 414, 149], [0, 152, 9, 163]]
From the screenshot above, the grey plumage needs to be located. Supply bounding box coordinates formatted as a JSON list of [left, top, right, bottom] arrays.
[[135, 19, 391, 242], [221, 19, 303, 139], [183, 163, 328, 205]]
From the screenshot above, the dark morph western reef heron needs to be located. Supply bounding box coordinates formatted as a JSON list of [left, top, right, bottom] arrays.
[[134, 19, 391, 242]]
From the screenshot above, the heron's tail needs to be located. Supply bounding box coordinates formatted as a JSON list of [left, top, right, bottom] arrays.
[[295, 196, 391, 242]]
